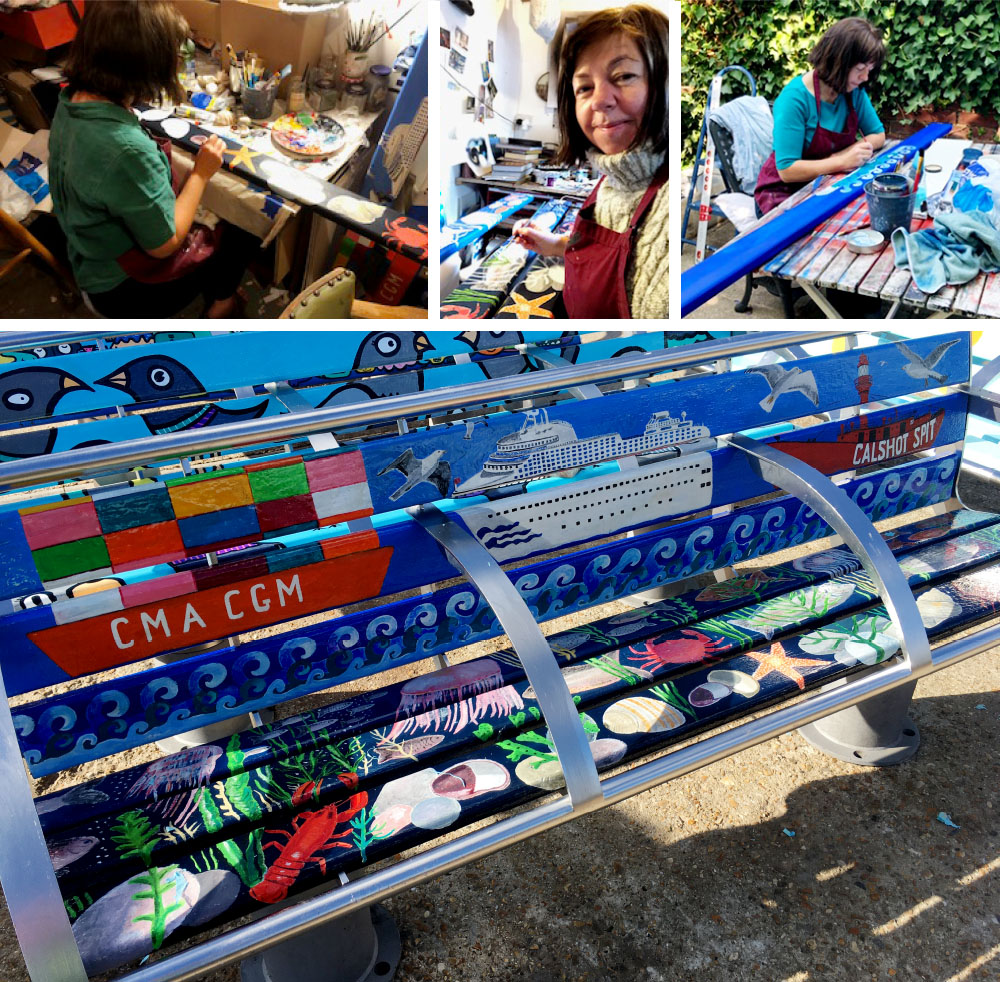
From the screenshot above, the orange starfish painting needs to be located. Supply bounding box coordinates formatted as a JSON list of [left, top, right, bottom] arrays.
[[749, 642, 826, 690], [497, 291, 556, 319], [224, 143, 263, 174]]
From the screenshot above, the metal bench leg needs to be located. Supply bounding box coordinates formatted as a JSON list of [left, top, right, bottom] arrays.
[[734, 272, 753, 313], [241, 889, 400, 982], [797, 677, 919, 764]]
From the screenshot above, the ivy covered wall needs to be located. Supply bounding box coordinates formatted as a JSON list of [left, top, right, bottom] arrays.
[[682, 0, 1000, 163]]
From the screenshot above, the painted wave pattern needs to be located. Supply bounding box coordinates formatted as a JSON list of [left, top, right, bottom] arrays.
[[48, 518, 1000, 976], [16, 455, 963, 773]]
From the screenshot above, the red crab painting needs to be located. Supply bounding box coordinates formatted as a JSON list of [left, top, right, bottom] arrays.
[[383, 217, 428, 260], [627, 630, 730, 673]]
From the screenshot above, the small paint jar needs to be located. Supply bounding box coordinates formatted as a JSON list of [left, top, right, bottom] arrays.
[[341, 81, 368, 115], [366, 64, 391, 111], [287, 76, 306, 113]]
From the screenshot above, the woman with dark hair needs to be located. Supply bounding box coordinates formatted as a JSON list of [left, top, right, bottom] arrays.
[[754, 17, 886, 215], [512, 3, 668, 319], [49, 0, 256, 317]]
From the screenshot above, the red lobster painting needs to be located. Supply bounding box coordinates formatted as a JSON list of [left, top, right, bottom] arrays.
[[250, 773, 367, 904]]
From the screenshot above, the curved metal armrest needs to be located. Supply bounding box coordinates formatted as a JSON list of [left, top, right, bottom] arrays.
[[411, 504, 603, 810], [727, 435, 932, 671], [0, 667, 87, 982]]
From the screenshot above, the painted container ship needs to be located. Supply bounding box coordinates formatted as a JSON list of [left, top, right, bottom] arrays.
[[456, 408, 713, 494]]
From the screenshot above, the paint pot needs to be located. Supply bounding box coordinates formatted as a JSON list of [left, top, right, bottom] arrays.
[[241, 84, 276, 120], [846, 228, 885, 254], [864, 179, 917, 237]]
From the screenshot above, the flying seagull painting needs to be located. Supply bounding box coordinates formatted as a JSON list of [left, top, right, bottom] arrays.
[[744, 364, 820, 413], [896, 339, 962, 388], [378, 449, 452, 501]]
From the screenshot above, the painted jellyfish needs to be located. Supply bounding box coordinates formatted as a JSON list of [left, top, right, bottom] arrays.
[[126, 745, 223, 825], [388, 659, 522, 739]]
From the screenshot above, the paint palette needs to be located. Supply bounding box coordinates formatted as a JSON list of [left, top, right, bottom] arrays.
[[270, 111, 346, 159]]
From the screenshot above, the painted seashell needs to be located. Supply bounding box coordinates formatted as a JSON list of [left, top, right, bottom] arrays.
[[327, 196, 386, 224], [430, 759, 510, 799], [161, 117, 191, 140], [707, 669, 759, 697], [370, 803, 411, 838], [602, 697, 684, 734], [514, 738, 626, 791], [687, 681, 732, 708], [265, 167, 328, 205], [411, 794, 461, 830]]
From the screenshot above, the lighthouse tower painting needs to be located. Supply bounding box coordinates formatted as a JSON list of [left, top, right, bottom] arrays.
[[855, 353, 872, 405]]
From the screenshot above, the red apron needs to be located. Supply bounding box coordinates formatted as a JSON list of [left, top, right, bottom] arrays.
[[754, 81, 859, 215], [564, 161, 668, 319]]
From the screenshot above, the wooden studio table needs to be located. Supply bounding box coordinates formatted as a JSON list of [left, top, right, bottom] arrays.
[[745, 138, 1000, 319], [172, 101, 383, 289]]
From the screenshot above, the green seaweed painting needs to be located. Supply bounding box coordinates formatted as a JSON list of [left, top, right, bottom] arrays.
[[111, 810, 160, 866], [128, 865, 186, 951]]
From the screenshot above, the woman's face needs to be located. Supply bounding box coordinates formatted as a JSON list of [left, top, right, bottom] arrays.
[[846, 61, 876, 91], [572, 33, 649, 156]]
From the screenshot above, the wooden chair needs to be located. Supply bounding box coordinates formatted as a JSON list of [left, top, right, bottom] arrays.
[[0, 203, 76, 299], [279, 266, 427, 319]]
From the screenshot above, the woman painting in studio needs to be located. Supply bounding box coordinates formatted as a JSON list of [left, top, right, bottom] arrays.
[[49, 0, 257, 318], [512, 4, 668, 319], [754, 17, 886, 216]]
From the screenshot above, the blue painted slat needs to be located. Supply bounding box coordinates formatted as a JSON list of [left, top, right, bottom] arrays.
[[681, 123, 952, 316]]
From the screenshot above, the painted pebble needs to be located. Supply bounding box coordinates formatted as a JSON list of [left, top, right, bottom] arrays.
[[602, 697, 685, 734]]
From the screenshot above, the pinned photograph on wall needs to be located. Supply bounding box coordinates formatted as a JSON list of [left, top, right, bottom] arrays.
[[464, 95, 476, 114], [441, 27, 451, 48], [455, 27, 469, 50], [439, 0, 669, 320], [448, 48, 466, 73], [465, 132, 495, 176]]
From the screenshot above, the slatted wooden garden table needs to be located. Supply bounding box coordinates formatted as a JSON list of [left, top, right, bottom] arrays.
[[749, 139, 1000, 319]]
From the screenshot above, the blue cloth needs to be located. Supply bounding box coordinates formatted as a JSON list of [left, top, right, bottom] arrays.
[[891, 210, 1000, 294], [772, 76, 883, 171]]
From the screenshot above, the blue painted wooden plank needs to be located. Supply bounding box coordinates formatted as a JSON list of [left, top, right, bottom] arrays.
[[441, 192, 536, 261], [0, 383, 970, 663], [11, 452, 967, 767], [681, 124, 952, 316], [441, 199, 571, 318]]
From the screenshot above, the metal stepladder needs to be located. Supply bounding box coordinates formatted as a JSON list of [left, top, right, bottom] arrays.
[[682, 65, 755, 258]]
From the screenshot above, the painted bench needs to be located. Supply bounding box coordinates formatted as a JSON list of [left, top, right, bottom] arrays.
[[1, 329, 998, 982]]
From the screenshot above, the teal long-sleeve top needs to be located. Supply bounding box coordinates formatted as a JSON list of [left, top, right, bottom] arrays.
[[772, 75, 883, 171]]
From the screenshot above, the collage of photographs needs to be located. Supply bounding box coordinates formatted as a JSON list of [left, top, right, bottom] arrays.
[[0, 0, 994, 323], [0, 5, 998, 982]]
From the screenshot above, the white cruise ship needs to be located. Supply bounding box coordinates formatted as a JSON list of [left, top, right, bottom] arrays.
[[456, 449, 714, 564], [456, 408, 712, 495]]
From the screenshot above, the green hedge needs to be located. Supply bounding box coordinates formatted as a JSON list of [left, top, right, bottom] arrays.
[[682, 0, 1000, 163]]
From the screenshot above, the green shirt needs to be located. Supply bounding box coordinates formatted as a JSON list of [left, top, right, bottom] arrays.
[[49, 91, 176, 293]]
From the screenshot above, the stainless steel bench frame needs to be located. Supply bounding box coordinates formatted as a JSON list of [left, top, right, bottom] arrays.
[[1, 330, 996, 982]]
